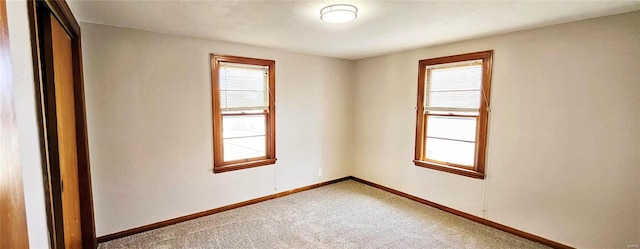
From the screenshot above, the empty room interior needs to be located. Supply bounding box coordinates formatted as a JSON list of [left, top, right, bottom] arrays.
[[3, 0, 640, 248]]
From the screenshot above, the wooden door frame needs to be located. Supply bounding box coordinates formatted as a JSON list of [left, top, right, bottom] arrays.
[[27, 0, 96, 248]]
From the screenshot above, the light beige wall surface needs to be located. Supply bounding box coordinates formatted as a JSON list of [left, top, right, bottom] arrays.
[[7, 1, 51, 248], [81, 23, 354, 236], [82, 10, 639, 248], [352, 11, 640, 248]]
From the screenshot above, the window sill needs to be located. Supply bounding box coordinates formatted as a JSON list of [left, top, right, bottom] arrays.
[[413, 160, 485, 179], [214, 158, 277, 173]]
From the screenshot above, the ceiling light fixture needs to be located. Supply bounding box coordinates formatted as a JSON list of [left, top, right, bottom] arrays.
[[320, 4, 358, 23]]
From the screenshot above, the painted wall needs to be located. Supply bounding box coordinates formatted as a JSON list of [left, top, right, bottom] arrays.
[[352, 11, 640, 248], [80, 23, 354, 236], [7, 1, 51, 248]]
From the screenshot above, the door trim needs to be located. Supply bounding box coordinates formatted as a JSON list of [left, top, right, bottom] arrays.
[[28, 0, 96, 248]]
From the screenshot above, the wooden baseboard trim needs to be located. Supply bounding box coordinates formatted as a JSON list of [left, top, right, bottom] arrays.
[[350, 176, 573, 249], [96, 176, 352, 243]]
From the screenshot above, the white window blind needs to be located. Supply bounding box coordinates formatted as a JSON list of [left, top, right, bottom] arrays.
[[425, 59, 482, 115], [219, 62, 269, 112]]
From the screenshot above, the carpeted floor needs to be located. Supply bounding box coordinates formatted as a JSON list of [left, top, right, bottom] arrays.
[[98, 180, 549, 249]]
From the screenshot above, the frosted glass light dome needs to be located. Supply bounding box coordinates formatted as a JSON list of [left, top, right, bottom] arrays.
[[320, 4, 358, 23]]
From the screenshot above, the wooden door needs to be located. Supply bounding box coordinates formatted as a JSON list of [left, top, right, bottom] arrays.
[[49, 13, 83, 249], [0, 0, 30, 247], [31, 1, 97, 248]]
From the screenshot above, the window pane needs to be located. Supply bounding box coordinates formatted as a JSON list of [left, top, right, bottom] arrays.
[[429, 64, 482, 91], [425, 138, 475, 167], [223, 136, 266, 161], [219, 63, 267, 91], [426, 116, 477, 142], [220, 90, 268, 111], [219, 63, 268, 111], [428, 90, 481, 109], [426, 63, 483, 111], [222, 114, 265, 139]]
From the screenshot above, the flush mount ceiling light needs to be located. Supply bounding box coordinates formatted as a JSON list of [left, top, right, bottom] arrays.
[[320, 4, 358, 23]]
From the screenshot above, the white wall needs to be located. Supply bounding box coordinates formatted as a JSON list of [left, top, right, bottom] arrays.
[[7, 1, 51, 248], [352, 11, 640, 249], [82, 11, 639, 248], [80, 23, 354, 236]]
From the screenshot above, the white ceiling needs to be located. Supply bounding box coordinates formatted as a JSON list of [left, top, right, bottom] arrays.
[[67, 0, 639, 60]]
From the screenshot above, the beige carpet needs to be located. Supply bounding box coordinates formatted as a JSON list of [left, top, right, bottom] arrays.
[[98, 180, 549, 249]]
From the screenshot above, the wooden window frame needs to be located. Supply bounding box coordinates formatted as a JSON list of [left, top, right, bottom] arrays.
[[414, 50, 493, 179], [211, 54, 276, 173]]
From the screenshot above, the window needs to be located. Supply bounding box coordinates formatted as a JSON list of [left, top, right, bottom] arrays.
[[211, 55, 276, 173], [414, 51, 493, 179]]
